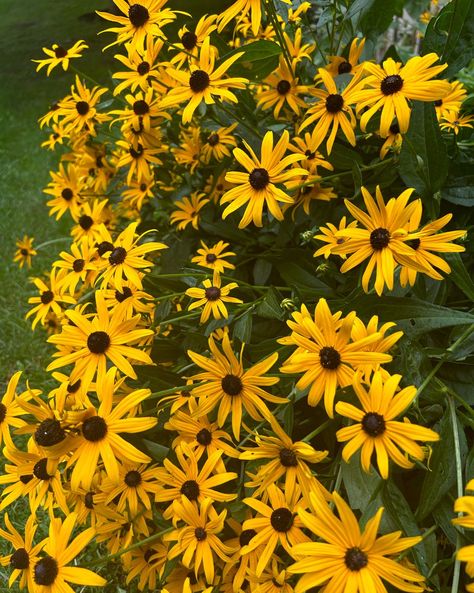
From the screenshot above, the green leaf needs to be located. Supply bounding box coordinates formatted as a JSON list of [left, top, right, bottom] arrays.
[[345, 0, 404, 38], [399, 102, 448, 200], [226, 40, 282, 80], [442, 165, 474, 206], [142, 439, 169, 462], [253, 258, 272, 285], [233, 310, 253, 343], [432, 497, 459, 546], [423, 0, 474, 77], [416, 408, 468, 520], [347, 295, 474, 337], [257, 287, 284, 320], [445, 253, 474, 301]]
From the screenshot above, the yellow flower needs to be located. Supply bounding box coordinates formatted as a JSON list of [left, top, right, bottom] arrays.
[[172, 125, 203, 173], [218, 0, 264, 36], [201, 123, 238, 164], [326, 37, 366, 78], [33, 40, 88, 75], [170, 14, 218, 68], [26, 269, 76, 330], [53, 241, 98, 296], [434, 80, 467, 120], [336, 371, 439, 478], [313, 216, 358, 259], [0, 372, 29, 449], [112, 35, 164, 95], [191, 240, 236, 273], [13, 235, 37, 269], [110, 87, 170, 132], [257, 57, 308, 118], [440, 110, 474, 134], [379, 122, 403, 159], [160, 37, 248, 123], [44, 163, 84, 220], [185, 271, 242, 324], [116, 139, 163, 183], [170, 192, 209, 230], [221, 130, 307, 228]]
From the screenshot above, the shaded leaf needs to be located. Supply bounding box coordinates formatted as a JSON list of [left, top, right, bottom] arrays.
[[233, 310, 253, 343], [257, 287, 284, 320]]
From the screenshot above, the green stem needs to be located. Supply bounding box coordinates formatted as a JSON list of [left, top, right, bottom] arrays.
[[35, 237, 71, 250], [264, 0, 294, 76], [329, 1, 338, 55], [302, 419, 333, 442], [216, 102, 263, 139], [448, 395, 463, 593], [148, 381, 206, 400], [156, 311, 200, 326]]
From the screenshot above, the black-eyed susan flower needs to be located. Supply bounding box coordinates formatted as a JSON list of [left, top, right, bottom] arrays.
[[160, 37, 248, 123], [0, 372, 29, 449], [191, 240, 236, 273], [326, 37, 366, 78], [336, 371, 439, 478], [170, 192, 209, 230], [313, 216, 358, 259], [248, 559, 295, 593], [116, 139, 163, 183], [97, 0, 180, 51], [53, 240, 97, 296], [96, 221, 166, 290], [286, 178, 338, 216], [112, 36, 164, 94], [66, 367, 157, 488], [165, 496, 235, 584], [44, 163, 84, 220], [47, 291, 154, 389], [283, 28, 315, 68], [121, 176, 155, 210], [300, 68, 365, 154], [103, 277, 154, 316], [279, 298, 392, 417], [240, 418, 329, 502], [188, 334, 286, 439], [333, 186, 427, 295], [440, 111, 474, 134], [256, 58, 308, 119], [201, 123, 238, 164], [171, 14, 218, 67], [217, 0, 263, 36], [13, 235, 37, 269], [56, 76, 109, 136], [434, 80, 467, 119], [33, 40, 88, 75], [172, 125, 203, 173], [379, 121, 403, 159], [125, 543, 168, 591], [353, 54, 451, 137], [71, 198, 110, 245], [221, 130, 307, 228], [288, 131, 333, 176], [26, 269, 76, 330], [185, 271, 242, 323], [110, 87, 170, 131], [288, 491, 425, 593], [454, 481, 474, 590], [242, 484, 309, 576], [32, 513, 106, 591], [0, 513, 46, 591]]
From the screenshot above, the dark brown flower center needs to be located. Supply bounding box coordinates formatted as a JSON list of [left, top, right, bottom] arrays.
[[129, 144, 144, 158], [279, 448, 298, 467], [41, 290, 54, 305], [79, 214, 93, 230], [189, 69, 210, 93], [196, 428, 212, 446], [208, 133, 219, 146], [144, 548, 158, 563], [325, 93, 344, 113], [84, 491, 95, 509], [128, 4, 150, 27], [61, 188, 74, 201], [133, 100, 150, 115], [54, 46, 67, 58], [67, 379, 81, 393], [434, 99, 443, 107], [20, 248, 29, 255], [239, 528, 257, 547], [82, 416, 108, 441], [137, 61, 150, 75], [125, 470, 142, 487], [205, 253, 217, 263], [249, 167, 270, 190], [270, 507, 294, 532], [109, 246, 127, 265], [319, 346, 341, 369], [34, 556, 58, 585], [0, 403, 6, 423], [115, 286, 133, 302], [194, 527, 207, 541], [381, 74, 403, 95], [10, 548, 30, 570], [20, 474, 33, 484], [344, 547, 368, 571], [221, 374, 243, 396], [338, 60, 352, 74], [87, 330, 111, 354], [361, 412, 386, 436], [205, 286, 221, 301], [370, 228, 390, 250], [73, 258, 85, 273], [181, 31, 198, 50], [33, 458, 52, 481], [389, 122, 400, 134], [181, 479, 200, 500], [76, 101, 90, 116], [277, 79, 291, 95], [35, 419, 66, 447], [97, 241, 114, 256], [305, 149, 316, 159]]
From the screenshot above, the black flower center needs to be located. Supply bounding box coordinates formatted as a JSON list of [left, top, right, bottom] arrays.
[[34, 556, 59, 585], [33, 458, 52, 481], [208, 133, 219, 146], [381, 74, 403, 95], [84, 491, 95, 509], [279, 448, 298, 467], [79, 214, 93, 230], [221, 374, 243, 396], [325, 93, 344, 113], [20, 248, 29, 256], [61, 188, 74, 201], [305, 149, 316, 159], [129, 144, 144, 158], [73, 258, 85, 273], [389, 122, 400, 134], [125, 470, 142, 487], [181, 479, 200, 500], [35, 419, 66, 447], [10, 548, 30, 570], [338, 60, 352, 75], [239, 528, 257, 547], [0, 403, 6, 423], [194, 527, 207, 541], [344, 547, 368, 571], [196, 428, 212, 446], [54, 46, 67, 58], [87, 330, 111, 354], [205, 286, 221, 301], [133, 100, 150, 115], [362, 412, 386, 436], [67, 379, 81, 393], [249, 167, 270, 190], [434, 99, 443, 107], [205, 253, 217, 263], [109, 246, 127, 265], [407, 238, 420, 250], [41, 290, 54, 305], [319, 346, 341, 369], [277, 79, 291, 95], [97, 241, 114, 256], [82, 416, 108, 441], [128, 3, 150, 27], [189, 69, 210, 93], [144, 548, 158, 563], [20, 475, 33, 484], [270, 507, 294, 532], [137, 61, 150, 75], [370, 227, 390, 250], [181, 31, 198, 50], [115, 286, 133, 302], [76, 101, 90, 116]]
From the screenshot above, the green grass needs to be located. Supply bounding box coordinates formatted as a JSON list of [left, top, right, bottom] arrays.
[[0, 0, 115, 388]]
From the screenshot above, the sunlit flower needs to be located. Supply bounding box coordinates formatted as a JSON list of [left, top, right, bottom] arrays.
[[33, 40, 88, 75]]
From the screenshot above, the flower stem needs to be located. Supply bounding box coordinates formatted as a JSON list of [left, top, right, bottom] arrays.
[[35, 237, 71, 250], [264, 0, 294, 76], [448, 395, 463, 593]]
